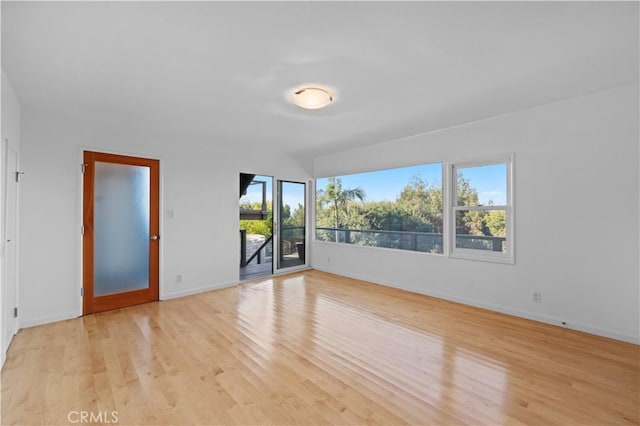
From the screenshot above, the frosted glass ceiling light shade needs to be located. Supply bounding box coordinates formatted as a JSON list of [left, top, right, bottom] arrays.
[[291, 86, 333, 109]]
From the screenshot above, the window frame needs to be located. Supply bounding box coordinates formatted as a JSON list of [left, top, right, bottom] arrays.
[[446, 154, 514, 264]]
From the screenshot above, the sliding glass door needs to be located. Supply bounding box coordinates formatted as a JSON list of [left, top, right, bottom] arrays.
[[239, 174, 273, 281], [276, 180, 306, 271]]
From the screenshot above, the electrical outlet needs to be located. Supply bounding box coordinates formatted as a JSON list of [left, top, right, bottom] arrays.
[[533, 292, 542, 303], [176, 274, 183, 283], [327, 256, 331, 263]]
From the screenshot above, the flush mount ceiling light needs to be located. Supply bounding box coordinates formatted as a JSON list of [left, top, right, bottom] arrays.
[[291, 86, 333, 110]]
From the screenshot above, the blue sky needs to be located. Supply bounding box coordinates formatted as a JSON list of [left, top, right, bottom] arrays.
[[240, 175, 273, 207], [317, 162, 506, 205], [241, 163, 507, 210], [457, 164, 507, 205], [317, 164, 441, 202], [240, 176, 305, 210]]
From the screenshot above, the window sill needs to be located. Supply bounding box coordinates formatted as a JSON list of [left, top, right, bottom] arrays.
[[449, 248, 514, 265]]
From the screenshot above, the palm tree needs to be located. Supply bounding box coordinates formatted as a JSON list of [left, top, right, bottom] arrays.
[[317, 177, 365, 241]]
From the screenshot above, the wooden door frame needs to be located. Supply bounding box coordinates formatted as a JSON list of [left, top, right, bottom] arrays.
[[82, 151, 160, 314]]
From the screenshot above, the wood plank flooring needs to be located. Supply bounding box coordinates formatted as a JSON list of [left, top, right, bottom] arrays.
[[2, 270, 638, 425]]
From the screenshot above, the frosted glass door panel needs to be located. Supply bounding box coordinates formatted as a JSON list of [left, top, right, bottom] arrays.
[[94, 162, 150, 296]]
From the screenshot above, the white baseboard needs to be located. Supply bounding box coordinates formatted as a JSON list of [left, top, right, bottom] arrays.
[[313, 267, 640, 345], [17, 282, 235, 329], [161, 280, 238, 300], [163, 267, 313, 300], [14, 269, 639, 345], [19, 311, 79, 329]]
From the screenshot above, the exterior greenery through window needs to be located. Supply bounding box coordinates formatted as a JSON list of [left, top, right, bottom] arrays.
[[316, 164, 445, 253], [316, 157, 512, 262], [239, 177, 306, 267], [450, 157, 513, 263]]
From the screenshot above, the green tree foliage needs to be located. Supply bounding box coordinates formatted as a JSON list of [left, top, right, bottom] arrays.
[[354, 202, 434, 233], [315, 173, 506, 243], [456, 174, 479, 206], [286, 203, 305, 227], [239, 201, 272, 237], [454, 174, 487, 236], [240, 218, 271, 236], [485, 210, 506, 237], [316, 177, 366, 229], [280, 204, 291, 222], [397, 177, 443, 233], [240, 200, 307, 238]]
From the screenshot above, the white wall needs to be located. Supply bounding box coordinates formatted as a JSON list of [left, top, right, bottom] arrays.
[[14, 85, 640, 344], [18, 107, 311, 327], [1, 69, 22, 366], [1, 71, 21, 153], [312, 85, 640, 344]]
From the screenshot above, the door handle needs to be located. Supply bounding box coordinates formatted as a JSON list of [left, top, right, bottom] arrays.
[[150, 235, 160, 241]]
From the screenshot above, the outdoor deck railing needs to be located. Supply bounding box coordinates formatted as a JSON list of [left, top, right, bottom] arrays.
[[315, 227, 505, 253], [242, 226, 504, 265], [240, 226, 305, 266]]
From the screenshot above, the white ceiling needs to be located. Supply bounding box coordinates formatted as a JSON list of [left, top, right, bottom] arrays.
[[2, 1, 638, 159]]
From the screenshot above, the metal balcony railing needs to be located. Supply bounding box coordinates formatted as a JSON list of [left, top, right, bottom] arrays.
[[315, 227, 505, 253]]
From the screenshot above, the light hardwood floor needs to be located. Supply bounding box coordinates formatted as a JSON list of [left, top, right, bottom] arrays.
[[2, 270, 638, 425]]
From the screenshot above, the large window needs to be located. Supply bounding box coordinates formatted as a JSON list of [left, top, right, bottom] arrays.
[[315, 163, 444, 254], [449, 155, 514, 263], [315, 154, 514, 264]]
